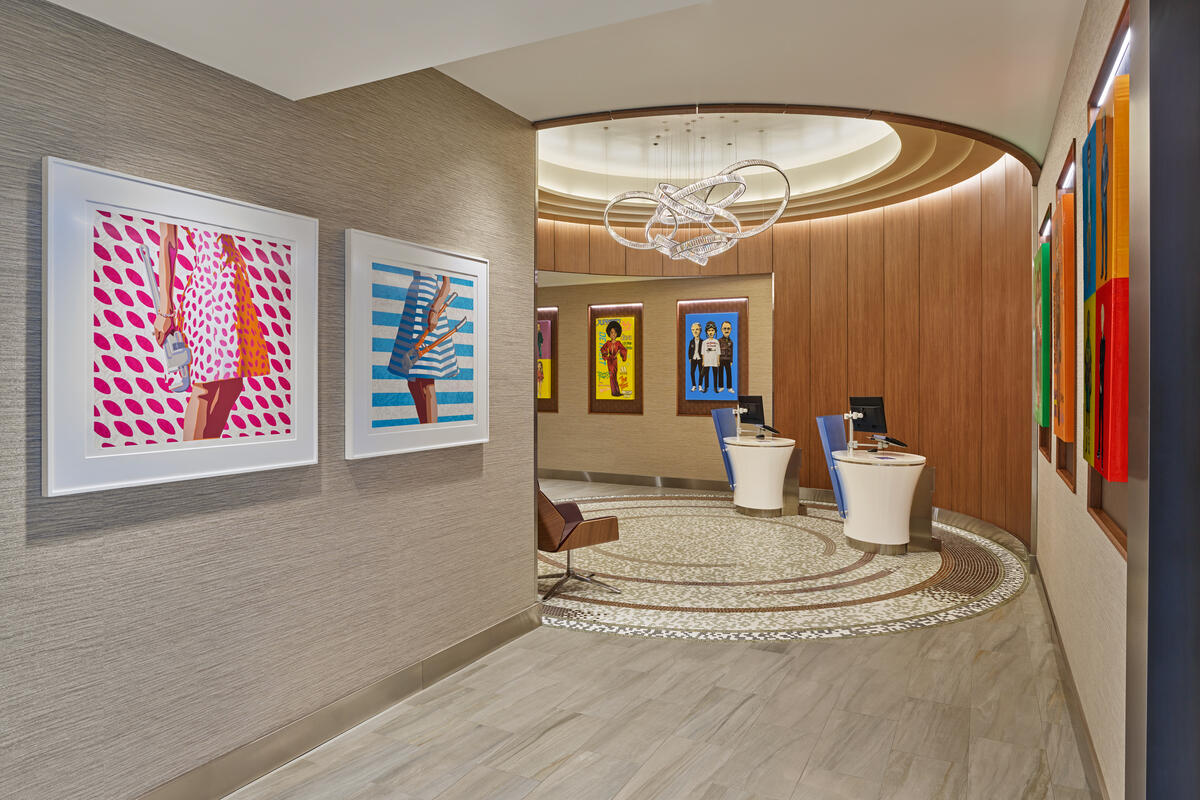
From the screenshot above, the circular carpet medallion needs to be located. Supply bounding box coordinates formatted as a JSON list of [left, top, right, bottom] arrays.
[[538, 495, 1027, 641]]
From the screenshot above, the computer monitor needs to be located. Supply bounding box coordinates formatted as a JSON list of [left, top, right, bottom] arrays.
[[849, 396, 887, 434], [738, 395, 765, 427]]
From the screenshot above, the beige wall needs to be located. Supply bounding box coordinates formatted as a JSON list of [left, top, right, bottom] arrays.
[[1035, 0, 1129, 796], [0, 2, 535, 798], [537, 274, 773, 483]]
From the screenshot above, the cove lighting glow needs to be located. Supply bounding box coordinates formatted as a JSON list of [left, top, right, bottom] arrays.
[[1097, 29, 1132, 107], [1060, 161, 1076, 191]]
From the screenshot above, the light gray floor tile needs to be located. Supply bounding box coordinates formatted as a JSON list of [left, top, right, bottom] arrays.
[[792, 766, 882, 800], [971, 687, 1044, 746], [717, 647, 795, 696], [672, 686, 766, 745], [808, 709, 898, 783], [836, 664, 909, 720], [879, 750, 966, 800], [582, 697, 695, 763], [430, 764, 537, 800], [523, 750, 641, 800], [905, 656, 971, 707], [484, 709, 603, 780], [757, 677, 840, 734], [708, 722, 817, 799], [374, 723, 513, 798], [892, 698, 971, 762], [1043, 722, 1089, 791], [611, 735, 733, 800], [966, 737, 1050, 800]]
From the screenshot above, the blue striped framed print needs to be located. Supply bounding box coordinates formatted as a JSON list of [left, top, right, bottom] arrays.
[[345, 230, 488, 458]]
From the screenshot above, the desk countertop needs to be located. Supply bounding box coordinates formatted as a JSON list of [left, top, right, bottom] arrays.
[[724, 436, 796, 448], [832, 449, 925, 466]]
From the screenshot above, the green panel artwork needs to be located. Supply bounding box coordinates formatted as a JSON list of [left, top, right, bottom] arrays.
[[1034, 242, 1051, 427]]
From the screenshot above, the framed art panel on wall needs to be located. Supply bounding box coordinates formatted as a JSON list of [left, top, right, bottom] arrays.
[[43, 158, 319, 496], [677, 297, 749, 416], [588, 303, 642, 414], [1033, 241, 1051, 427], [536, 307, 558, 412], [1052, 192, 1076, 442], [1082, 73, 1130, 482], [345, 229, 489, 459]]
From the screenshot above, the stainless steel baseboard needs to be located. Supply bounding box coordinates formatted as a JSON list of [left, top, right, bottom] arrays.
[[138, 604, 541, 800], [734, 504, 782, 518], [537, 468, 730, 492], [846, 536, 908, 556]]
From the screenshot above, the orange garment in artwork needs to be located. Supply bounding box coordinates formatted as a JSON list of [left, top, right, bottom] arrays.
[[176, 228, 270, 382]]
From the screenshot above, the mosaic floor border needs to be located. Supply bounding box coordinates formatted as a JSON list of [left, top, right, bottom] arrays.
[[538, 495, 1028, 641]]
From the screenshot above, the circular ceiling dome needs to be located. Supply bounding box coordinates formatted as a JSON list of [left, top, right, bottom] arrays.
[[537, 109, 1005, 225]]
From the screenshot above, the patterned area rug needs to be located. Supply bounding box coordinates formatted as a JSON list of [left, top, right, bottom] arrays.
[[538, 495, 1027, 640]]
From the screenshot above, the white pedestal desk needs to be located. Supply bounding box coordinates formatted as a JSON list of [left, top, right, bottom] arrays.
[[832, 449, 927, 554], [724, 435, 796, 517]]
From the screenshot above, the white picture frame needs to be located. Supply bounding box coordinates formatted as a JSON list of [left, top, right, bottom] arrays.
[[43, 157, 319, 496], [345, 229, 489, 459]]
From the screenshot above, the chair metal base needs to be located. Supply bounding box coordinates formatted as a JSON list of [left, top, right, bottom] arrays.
[[539, 551, 621, 601]]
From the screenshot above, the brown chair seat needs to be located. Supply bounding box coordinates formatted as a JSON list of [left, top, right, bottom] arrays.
[[537, 486, 620, 600]]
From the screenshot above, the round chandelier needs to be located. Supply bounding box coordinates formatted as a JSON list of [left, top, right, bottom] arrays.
[[603, 159, 790, 267]]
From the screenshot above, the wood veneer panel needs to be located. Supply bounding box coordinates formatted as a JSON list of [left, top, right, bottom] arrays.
[[737, 226, 773, 274], [979, 160, 1010, 530], [703, 239, 739, 275], [772, 221, 812, 486], [660, 225, 702, 276], [536, 217, 555, 271], [919, 188, 956, 510], [951, 175, 984, 518], [808, 216, 848, 490], [884, 200, 921, 456], [588, 223, 626, 275], [1004, 156, 1033, 544], [623, 226, 662, 276], [554, 220, 590, 273], [847, 209, 885, 396]]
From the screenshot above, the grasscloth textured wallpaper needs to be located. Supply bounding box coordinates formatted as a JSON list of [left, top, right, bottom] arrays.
[[0, 2, 535, 798], [536, 274, 774, 482]]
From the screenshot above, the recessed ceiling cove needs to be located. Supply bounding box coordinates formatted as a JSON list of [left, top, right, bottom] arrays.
[[538, 112, 1005, 225]]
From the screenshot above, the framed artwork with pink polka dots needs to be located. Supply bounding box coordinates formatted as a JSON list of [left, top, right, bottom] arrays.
[[43, 158, 319, 496]]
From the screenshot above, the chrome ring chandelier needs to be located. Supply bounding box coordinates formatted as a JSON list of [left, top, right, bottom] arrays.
[[603, 159, 790, 267]]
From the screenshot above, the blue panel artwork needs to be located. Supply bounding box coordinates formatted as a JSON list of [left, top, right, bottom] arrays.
[[683, 311, 739, 400]]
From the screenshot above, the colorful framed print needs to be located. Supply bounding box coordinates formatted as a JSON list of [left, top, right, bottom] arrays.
[[1034, 242, 1051, 427], [677, 297, 749, 416], [344, 229, 488, 459], [536, 307, 558, 412], [1052, 192, 1076, 442], [1081, 74, 1130, 481], [588, 303, 643, 414], [42, 157, 318, 496]]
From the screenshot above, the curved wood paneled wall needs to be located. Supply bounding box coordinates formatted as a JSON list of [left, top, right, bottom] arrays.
[[536, 155, 1034, 544]]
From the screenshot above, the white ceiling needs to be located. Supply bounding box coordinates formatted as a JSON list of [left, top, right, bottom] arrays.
[[442, 0, 1087, 163], [48, 0, 704, 100], [54, 0, 1086, 165]]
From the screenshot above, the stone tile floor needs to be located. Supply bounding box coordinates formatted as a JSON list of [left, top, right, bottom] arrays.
[[226, 482, 1103, 800]]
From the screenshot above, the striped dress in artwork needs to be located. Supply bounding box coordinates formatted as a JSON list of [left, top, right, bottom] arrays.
[[387, 273, 459, 379]]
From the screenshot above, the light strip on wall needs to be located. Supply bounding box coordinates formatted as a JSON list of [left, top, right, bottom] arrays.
[[1059, 161, 1076, 191], [1097, 29, 1132, 107]]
